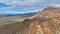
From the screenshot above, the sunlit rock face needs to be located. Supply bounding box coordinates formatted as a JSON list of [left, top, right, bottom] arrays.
[[15, 6, 60, 34], [29, 6, 60, 34]]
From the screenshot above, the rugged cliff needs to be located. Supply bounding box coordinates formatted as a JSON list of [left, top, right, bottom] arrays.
[[15, 6, 60, 34]]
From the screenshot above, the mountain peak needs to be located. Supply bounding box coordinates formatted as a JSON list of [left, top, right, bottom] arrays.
[[26, 6, 60, 34], [15, 6, 60, 34], [44, 6, 60, 10]]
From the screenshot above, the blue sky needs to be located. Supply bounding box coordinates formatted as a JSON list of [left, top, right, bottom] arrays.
[[0, 0, 60, 14]]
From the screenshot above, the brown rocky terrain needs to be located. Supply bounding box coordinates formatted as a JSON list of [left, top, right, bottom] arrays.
[[15, 6, 60, 34], [2, 6, 59, 34]]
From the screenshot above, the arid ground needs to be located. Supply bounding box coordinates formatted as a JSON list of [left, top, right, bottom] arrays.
[[0, 13, 36, 34], [0, 6, 60, 34]]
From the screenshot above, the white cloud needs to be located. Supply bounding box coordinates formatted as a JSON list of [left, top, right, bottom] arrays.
[[0, 0, 60, 10], [0, 0, 41, 6], [53, 4, 60, 7]]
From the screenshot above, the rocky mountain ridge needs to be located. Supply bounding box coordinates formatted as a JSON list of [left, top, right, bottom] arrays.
[[15, 6, 60, 34]]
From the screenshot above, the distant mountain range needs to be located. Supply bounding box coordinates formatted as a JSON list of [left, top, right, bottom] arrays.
[[0, 12, 37, 17]]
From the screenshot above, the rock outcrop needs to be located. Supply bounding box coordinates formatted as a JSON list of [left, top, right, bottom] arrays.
[[27, 6, 60, 34], [15, 6, 60, 34]]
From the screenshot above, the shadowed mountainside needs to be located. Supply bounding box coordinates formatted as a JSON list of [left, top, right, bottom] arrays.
[[15, 6, 60, 34]]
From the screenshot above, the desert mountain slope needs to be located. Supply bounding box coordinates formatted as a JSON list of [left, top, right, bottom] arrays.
[[15, 6, 60, 34]]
